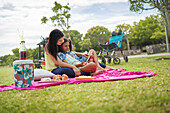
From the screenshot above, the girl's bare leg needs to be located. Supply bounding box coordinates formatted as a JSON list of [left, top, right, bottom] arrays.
[[88, 49, 104, 70], [91, 70, 104, 75], [79, 62, 96, 73]]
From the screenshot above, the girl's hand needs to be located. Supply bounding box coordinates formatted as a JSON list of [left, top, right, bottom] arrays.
[[73, 67, 81, 77], [82, 53, 88, 57]]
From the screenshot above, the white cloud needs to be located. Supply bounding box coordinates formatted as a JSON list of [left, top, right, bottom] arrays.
[[0, 0, 157, 57], [60, 0, 128, 6]]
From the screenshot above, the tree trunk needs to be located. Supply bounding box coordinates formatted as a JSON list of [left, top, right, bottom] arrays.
[[165, 8, 170, 35], [66, 31, 71, 39], [126, 35, 130, 50], [164, 7, 170, 52], [165, 25, 170, 52]]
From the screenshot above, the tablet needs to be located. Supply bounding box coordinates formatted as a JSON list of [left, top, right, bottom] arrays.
[[85, 53, 92, 64]]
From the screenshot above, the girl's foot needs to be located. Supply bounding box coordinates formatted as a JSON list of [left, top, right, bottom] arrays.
[[97, 65, 105, 70], [105, 66, 116, 70], [91, 70, 104, 75]]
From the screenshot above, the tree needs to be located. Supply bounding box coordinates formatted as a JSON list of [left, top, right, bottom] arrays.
[[68, 30, 83, 51], [41, 1, 71, 38], [12, 48, 19, 59], [150, 31, 165, 43], [128, 15, 165, 47], [115, 23, 132, 50], [12, 47, 38, 60], [78, 38, 92, 51], [0, 55, 10, 64], [84, 26, 111, 51], [27, 48, 39, 60], [0, 47, 39, 65], [128, 0, 170, 52], [6, 55, 18, 65]]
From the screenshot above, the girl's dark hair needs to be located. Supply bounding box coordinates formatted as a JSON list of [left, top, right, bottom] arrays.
[[46, 29, 64, 60], [59, 38, 72, 53]]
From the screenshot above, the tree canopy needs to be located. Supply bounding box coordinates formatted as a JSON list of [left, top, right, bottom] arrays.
[[41, 1, 71, 38], [128, 0, 170, 28], [128, 0, 170, 51], [128, 15, 165, 47], [84, 26, 111, 51], [69, 30, 83, 51]]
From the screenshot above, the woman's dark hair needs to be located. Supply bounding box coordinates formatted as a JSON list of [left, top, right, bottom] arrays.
[[46, 29, 64, 60], [59, 38, 72, 53]]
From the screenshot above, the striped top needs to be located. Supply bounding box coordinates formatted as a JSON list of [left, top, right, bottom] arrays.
[[58, 52, 81, 65]]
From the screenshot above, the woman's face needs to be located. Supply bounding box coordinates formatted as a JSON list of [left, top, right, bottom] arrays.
[[57, 36, 64, 45], [62, 41, 70, 52]]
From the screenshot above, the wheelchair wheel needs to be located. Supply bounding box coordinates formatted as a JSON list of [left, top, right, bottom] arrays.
[[101, 57, 106, 64], [113, 58, 121, 64], [124, 55, 128, 62], [108, 58, 111, 64]]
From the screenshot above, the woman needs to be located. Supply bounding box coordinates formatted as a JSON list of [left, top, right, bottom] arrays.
[[45, 29, 96, 78]]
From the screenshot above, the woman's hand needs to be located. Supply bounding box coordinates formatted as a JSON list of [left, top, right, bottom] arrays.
[[73, 67, 81, 77], [75, 62, 86, 67]]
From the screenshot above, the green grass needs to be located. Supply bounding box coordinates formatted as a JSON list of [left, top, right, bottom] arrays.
[[0, 55, 170, 113]]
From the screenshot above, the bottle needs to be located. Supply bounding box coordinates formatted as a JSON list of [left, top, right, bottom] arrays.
[[19, 41, 27, 60]]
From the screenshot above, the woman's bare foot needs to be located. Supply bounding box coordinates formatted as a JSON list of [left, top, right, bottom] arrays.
[[91, 70, 104, 75]]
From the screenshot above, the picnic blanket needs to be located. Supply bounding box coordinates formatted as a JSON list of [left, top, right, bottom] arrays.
[[0, 68, 156, 91]]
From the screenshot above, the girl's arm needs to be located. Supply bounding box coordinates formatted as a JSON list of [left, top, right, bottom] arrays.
[[74, 51, 88, 57]]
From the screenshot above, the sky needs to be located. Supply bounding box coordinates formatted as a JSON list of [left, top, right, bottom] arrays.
[[0, 0, 158, 57]]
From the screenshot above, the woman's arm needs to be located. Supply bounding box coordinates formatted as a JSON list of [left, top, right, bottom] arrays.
[[75, 62, 85, 67], [47, 51, 81, 76]]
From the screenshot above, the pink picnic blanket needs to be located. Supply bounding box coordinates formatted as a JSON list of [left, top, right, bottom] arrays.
[[0, 69, 156, 91]]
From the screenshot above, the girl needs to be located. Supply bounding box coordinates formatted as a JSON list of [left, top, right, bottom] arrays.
[[45, 29, 96, 78], [59, 38, 115, 70], [58, 38, 104, 75]]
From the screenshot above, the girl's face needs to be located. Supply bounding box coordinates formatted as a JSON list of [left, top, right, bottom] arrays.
[[57, 36, 64, 45], [62, 41, 70, 52]]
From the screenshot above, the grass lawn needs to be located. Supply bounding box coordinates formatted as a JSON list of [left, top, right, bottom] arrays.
[[0, 55, 170, 113]]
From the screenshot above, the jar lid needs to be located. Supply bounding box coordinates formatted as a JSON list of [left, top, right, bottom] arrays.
[[13, 60, 34, 65]]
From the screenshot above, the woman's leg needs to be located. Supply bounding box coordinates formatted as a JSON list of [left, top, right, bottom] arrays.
[[99, 63, 106, 68], [52, 67, 90, 78], [52, 67, 75, 78], [80, 71, 91, 76], [99, 63, 115, 70]]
